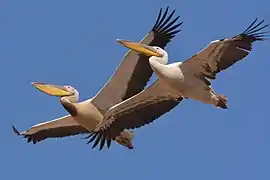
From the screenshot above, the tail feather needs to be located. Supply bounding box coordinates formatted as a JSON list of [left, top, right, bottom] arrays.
[[115, 130, 135, 150], [216, 94, 228, 109], [129, 130, 135, 140]]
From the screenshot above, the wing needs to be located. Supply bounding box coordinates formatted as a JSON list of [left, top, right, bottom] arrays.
[[12, 115, 88, 144], [91, 6, 183, 114], [181, 18, 269, 86], [87, 80, 183, 150]]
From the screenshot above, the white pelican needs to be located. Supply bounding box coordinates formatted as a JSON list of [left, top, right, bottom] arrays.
[[12, 6, 183, 150], [87, 18, 269, 150]]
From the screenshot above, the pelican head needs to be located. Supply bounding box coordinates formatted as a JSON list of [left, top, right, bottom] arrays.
[[31, 82, 79, 103], [117, 39, 168, 64]]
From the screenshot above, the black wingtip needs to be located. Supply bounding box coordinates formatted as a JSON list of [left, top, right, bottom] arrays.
[[81, 134, 91, 139], [106, 139, 112, 149], [86, 132, 97, 144], [12, 125, 21, 136], [240, 18, 269, 40], [92, 133, 102, 149], [152, 6, 183, 32]]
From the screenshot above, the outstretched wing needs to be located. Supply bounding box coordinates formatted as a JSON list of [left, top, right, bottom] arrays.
[[181, 18, 268, 86], [12, 115, 88, 144], [92, 6, 183, 114], [87, 80, 183, 150]]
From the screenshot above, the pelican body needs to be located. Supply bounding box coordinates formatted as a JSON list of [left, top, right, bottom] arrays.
[[87, 18, 269, 150], [117, 18, 269, 109], [21, 83, 133, 149], [12, 6, 183, 150]]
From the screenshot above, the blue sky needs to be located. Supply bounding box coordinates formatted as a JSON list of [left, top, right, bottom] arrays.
[[1, 0, 270, 179]]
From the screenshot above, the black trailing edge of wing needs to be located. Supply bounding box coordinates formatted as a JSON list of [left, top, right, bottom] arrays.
[[85, 96, 183, 151]]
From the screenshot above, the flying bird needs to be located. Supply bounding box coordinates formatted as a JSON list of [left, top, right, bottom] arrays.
[[12, 6, 183, 150], [87, 18, 269, 150]]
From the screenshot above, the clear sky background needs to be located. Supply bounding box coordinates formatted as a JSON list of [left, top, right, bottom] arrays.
[[1, 0, 270, 180]]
